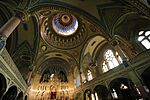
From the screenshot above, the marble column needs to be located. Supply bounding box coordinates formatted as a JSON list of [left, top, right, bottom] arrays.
[[0, 13, 24, 52]]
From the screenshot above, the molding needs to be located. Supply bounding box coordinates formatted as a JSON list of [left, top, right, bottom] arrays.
[[0, 48, 27, 91]]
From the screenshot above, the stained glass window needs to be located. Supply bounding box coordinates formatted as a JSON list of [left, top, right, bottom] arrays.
[[87, 70, 93, 81], [52, 13, 78, 36], [102, 50, 122, 73], [138, 31, 150, 49]]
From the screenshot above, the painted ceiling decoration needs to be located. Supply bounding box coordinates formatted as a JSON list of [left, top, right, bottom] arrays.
[[31, 4, 105, 70], [52, 13, 78, 36], [1, 0, 150, 99], [40, 8, 88, 49], [12, 40, 34, 68]]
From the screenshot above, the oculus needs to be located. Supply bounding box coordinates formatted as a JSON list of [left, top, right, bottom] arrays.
[[52, 13, 78, 36]]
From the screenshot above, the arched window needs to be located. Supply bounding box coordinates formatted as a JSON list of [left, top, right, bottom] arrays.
[[138, 31, 150, 49], [102, 61, 109, 72], [111, 89, 118, 99], [94, 92, 98, 100], [102, 50, 122, 73], [87, 70, 93, 81], [120, 84, 128, 89]]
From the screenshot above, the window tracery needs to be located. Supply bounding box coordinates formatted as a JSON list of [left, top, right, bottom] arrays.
[[87, 70, 93, 81], [102, 50, 122, 73], [138, 31, 150, 49]]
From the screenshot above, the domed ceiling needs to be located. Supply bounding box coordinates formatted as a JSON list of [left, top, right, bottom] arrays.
[[1, 0, 148, 93], [40, 10, 87, 49], [52, 13, 78, 36], [27, 4, 106, 73]]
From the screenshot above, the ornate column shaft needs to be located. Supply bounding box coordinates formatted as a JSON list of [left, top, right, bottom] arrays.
[[0, 13, 24, 52], [0, 15, 21, 38]]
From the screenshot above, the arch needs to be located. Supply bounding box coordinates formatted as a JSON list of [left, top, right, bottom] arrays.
[[93, 85, 111, 100], [83, 35, 106, 58], [2, 86, 18, 100], [109, 77, 141, 100], [29, 3, 104, 30], [112, 12, 150, 54], [141, 66, 150, 91], [84, 89, 92, 100], [35, 51, 78, 73], [16, 91, 23, 100], [39, 58, 69, 83], [0, 73, 7, 98], [80, 35, 107, 65], [112, 12, 150, 36]]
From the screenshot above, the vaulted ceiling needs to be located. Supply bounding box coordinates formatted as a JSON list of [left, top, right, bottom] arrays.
[[0, 0, 150, 84]]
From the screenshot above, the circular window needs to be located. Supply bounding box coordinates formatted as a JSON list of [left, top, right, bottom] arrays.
[[52, 13, 78, 36]]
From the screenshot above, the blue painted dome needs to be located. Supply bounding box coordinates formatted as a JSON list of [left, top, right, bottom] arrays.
[[52, 13, 78, 36]]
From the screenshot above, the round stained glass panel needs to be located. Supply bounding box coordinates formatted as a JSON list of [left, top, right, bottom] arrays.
[[52, 13, 78, 36]]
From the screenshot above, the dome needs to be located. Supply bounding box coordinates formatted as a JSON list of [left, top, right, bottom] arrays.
[[52, 13, 78, 36], [41, 10, 87, 49]]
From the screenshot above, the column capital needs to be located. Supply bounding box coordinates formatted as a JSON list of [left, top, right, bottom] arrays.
[[110, 39, 119, 47], [15, 11, 29, 22], [0, 34, 7, 54]]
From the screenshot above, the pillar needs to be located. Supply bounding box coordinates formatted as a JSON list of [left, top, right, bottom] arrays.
[[0, 12, 24, 53], [111, 40, 129, 67], [27, 65, 36, 85]]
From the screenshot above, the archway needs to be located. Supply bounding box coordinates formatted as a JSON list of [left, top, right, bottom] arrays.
[[2, 86, 18, 100], [84, 89, 92, 100], [141, 67, 150, 91], [109, 78, 140, 100], [0, 73, 7, 98], [94, 85, 111, 100], [16, 91, 23, 100]]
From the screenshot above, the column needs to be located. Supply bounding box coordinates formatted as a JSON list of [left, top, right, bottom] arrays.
[[0, 13, 24, 52], [128, 71, 150, 99], [27, 65, 36, 85], [111, 40, 129, 67]]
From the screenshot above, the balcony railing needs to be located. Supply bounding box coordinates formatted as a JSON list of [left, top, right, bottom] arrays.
[[0, 48, 27, 91]]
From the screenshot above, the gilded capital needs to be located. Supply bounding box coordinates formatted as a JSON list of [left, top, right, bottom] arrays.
[[110, 40, 119, 46], [15, 11, 29, 22]]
